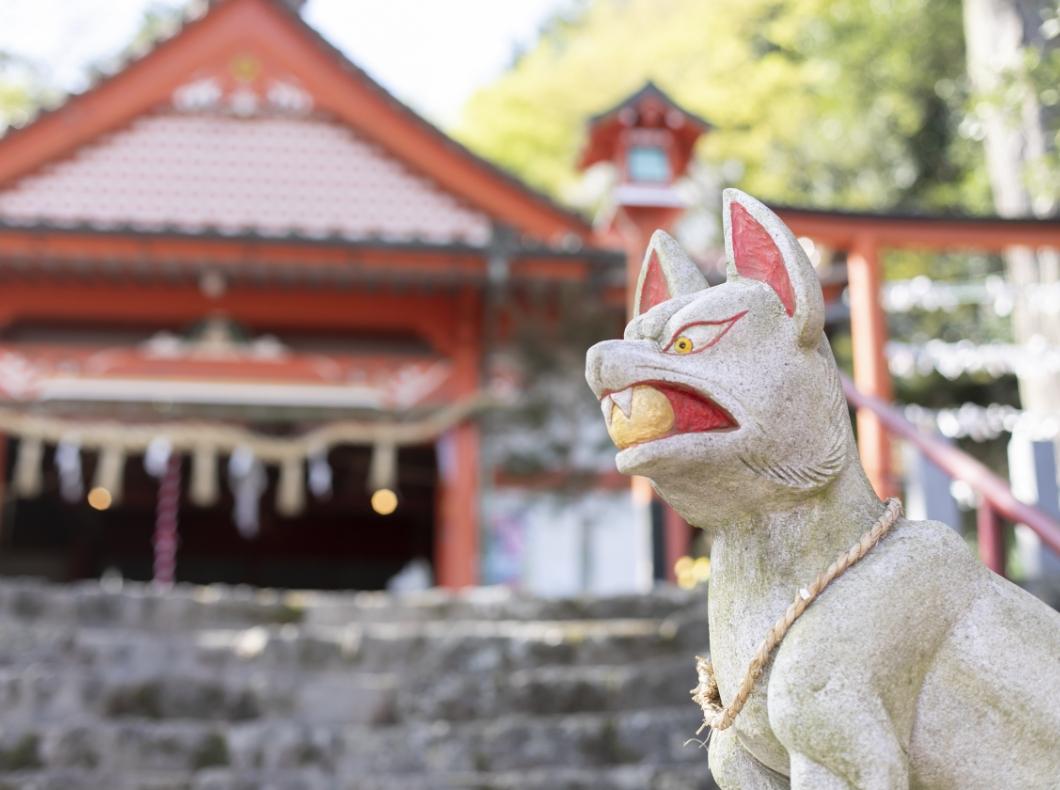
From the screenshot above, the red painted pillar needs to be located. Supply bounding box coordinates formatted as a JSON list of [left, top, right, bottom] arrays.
[[435, 288, 481, 589], [977, 503, 1006, 577], [664, 505, 689, 582], [847, 235, 896, 499], [436, 423, 480, 588]]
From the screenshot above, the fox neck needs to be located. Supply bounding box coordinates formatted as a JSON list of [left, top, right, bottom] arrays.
[[708, 449, 885, 607]]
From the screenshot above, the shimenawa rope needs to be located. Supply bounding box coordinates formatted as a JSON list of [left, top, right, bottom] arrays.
[[693, 497, 904, 733]]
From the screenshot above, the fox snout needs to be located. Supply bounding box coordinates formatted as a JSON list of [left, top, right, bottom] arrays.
[[584, 339, 626, 399]]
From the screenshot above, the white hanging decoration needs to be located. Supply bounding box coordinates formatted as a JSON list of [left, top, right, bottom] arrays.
[[276, 454, 306, 517], [307, 446, 332, 499], [228, 446, 266, 539], [93, 444, 126, 505], [368, 441, 397, 493], [887, 338, 1060, 380], [13, 436, 44, 498], [882, 276, 1060, 317], [55, 438, 83, 503], [904, 402, 1060, 442], [190, 442, 219, 507], [143, 436, 173, 478]]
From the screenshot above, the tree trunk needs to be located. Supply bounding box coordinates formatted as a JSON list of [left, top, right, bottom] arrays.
[[963, 0, 1059, 414]]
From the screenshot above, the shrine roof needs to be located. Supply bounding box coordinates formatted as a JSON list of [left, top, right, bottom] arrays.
[[0, 0, 597, 249], [579, 82, 712, 173], [0, 111, 492, 245], [586, 82, 713, 128]]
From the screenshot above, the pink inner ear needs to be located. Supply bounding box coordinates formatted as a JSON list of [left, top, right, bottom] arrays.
[[639, 252, 670, 314], [730, 202, 795, 317]]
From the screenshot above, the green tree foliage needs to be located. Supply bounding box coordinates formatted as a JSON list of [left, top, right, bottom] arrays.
[[0, 54, 52, 133], [0, 1, 183, 136], [456, 0, 991, 213]]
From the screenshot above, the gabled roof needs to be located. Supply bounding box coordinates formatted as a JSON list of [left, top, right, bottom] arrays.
[[586, 81, 712, 128], [579, 81, 712, 173], [0, 0, 594, 247]]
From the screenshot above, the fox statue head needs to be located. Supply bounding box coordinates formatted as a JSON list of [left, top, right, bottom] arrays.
[[586, 189, 860, 529]]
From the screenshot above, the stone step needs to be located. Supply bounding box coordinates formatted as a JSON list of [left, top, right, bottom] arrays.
[[0, 656, 700, 725], [0, 579, 703, 632], [0, 763, 719, 790], [394, 656, 699, 723], [0, 708, 708, 776], [0, 614, 708, 676]]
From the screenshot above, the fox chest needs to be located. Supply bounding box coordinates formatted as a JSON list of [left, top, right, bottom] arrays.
[[707, 588, 791, 774]]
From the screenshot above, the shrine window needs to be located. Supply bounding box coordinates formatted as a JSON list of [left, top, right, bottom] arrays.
[[627, 144, 671, 183]]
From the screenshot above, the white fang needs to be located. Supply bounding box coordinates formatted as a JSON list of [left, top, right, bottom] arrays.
[[612, 387, 634, 418]]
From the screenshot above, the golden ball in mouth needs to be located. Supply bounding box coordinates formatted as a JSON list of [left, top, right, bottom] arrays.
[[606, 385, 675, 449]]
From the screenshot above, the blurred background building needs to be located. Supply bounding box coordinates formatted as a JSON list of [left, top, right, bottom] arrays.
[[0, 0, 1057, 601]]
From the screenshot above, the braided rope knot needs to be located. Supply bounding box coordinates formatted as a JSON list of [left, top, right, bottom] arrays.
[[692, 498, 904, 734]]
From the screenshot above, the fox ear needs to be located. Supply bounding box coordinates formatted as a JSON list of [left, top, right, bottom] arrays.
[[722, 188, 824, 347], [633, 230, 708, 318]]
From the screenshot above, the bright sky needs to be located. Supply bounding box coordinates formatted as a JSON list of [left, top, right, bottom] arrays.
[[0, 0, 569, 127]]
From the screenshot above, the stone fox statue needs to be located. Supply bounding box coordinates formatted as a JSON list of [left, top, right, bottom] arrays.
[[585, 189, 1060, 789]]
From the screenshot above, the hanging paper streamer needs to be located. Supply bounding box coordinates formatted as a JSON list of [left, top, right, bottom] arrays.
[[883, 276, 1060, 317], [368, 441, 397, 493], [888, 339, 1060, 380], [143, 436, 173, 479], [13, 436, 44, 498], [93, 444, 127, 505], [55, 438, 83, 503], [307, 446, 332, 500], [190, 442, 219, 507], [276, 454, 305, 517], [228, 446, 266, 539], [904, 402, 1060, 442]]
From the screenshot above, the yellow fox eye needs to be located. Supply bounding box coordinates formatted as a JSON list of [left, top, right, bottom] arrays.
[[664, 312, 748, 355], [672, 336, 694, 354]]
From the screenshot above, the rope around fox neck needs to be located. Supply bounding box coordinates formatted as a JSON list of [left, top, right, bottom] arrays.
[[692, 497, 904, 734]]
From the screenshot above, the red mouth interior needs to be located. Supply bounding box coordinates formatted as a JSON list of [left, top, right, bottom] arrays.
[[604, 381, 736, 447], [658, 382, 737, 435]]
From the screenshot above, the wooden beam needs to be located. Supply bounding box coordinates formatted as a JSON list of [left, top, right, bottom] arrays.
[[778, 207, 1060, 252]]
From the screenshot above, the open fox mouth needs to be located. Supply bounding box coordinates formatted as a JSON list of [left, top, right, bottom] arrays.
[[600, 381, 736, 450]]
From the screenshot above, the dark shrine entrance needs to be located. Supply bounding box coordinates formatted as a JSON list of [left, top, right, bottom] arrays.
[[0, 442, 438, 590]]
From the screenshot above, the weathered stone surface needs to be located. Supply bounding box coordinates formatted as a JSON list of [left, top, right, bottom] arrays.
[[0, 764, 717, 790], [585, 188, 1060, 788], [0, 578, 716, 788]]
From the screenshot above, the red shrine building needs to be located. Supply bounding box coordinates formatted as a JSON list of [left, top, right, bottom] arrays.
[[8, 0, 1035, 592], [0, 0, 638, 590]]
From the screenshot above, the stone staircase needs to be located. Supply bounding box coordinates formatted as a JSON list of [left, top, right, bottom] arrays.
[[0, 580, 717, 789]]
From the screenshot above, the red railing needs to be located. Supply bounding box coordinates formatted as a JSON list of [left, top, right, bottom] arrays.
[[841, 374, 1060, 577]]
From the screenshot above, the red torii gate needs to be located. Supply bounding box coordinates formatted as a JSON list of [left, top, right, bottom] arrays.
[[776, 206, 1060, 498], [579, 82, 1060, 577]]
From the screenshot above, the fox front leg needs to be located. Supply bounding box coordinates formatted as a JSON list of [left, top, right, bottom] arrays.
[[788, 753, 907, 790], [708, 728, 789, 789], [771, 685, 909, 790]]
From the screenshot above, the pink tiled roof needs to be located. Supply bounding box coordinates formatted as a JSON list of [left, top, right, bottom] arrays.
[[0, 111, 493, 245]]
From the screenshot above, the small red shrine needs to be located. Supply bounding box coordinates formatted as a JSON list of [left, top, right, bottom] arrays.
[[0, 0, 623, 589]]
